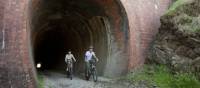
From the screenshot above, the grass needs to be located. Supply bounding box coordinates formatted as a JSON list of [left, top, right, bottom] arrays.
[[123, 65, 200, 88], [38, 74, 45, 88]]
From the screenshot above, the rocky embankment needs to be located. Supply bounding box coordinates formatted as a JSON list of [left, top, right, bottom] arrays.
[[148, 0, 200, 77]]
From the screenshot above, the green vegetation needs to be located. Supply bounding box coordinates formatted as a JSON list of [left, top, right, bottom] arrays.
[[163, 0, 200, 34], [123, 65, 200, 88], [189, 17, 200, 33], [168, 0, 186, 11], [38, 74, 45, 88], [166, 0, 189, 14], [176, 14, 200, 33]]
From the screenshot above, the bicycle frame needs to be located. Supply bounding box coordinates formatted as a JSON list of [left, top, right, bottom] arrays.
[[86, 59, 97, 82], [66, 59, 73, 80]]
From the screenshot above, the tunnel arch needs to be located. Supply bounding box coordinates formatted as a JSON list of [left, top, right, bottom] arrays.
[[28, 0, 130, 77]]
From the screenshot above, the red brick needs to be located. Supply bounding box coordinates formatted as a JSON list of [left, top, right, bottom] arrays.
[[0, 0, 171, 87]]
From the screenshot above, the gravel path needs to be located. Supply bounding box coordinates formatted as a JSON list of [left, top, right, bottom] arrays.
[[42, 71, 135, 88]]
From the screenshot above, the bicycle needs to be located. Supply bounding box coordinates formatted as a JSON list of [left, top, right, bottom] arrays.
[[85, 59, 98, 82], [66, 59, 73, 80]]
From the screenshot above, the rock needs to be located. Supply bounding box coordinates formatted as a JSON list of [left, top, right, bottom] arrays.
[[147, 0, 200, 77], [194, 48, 200, 55], [192, 57, 200, 65], [192, 57, 200, 76]]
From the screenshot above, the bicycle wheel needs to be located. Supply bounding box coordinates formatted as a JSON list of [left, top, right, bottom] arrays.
[[70, 68, 73, 80], [93, 69, 98, 82]]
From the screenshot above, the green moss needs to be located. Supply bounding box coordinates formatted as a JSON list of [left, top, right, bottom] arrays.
[[166, 0, 190, 15], [123, 65, 200, 88], [177, 15, 200, 33], [190, 17, 200, 33], [168, 0, 186, 11], [178, 15, 193, 25]]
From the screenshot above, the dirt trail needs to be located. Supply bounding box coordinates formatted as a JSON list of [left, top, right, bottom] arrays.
[[42, 71, 135, 88]]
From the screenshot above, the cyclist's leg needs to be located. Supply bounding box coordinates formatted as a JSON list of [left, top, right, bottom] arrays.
[[70, 61, 73, 73], [85, 61, 89, 76], [89, 60, 93, 72], [66, 62, 69, 71]]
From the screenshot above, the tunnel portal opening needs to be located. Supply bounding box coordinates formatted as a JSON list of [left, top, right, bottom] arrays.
[[33, 17, 109, 74], [30, 0, 129, 77]]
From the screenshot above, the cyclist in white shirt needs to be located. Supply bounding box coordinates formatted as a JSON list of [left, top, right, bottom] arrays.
[[85, 46, 99, 76], [65, 51, 76, 71]]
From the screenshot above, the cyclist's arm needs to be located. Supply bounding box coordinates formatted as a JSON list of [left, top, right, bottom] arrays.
[[72, 54, 76, 62], [93, 53, 99, 62], [65, 55, 67, 63]]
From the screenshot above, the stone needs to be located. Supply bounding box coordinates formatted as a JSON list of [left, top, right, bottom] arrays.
[[147, 0, 200, 77]]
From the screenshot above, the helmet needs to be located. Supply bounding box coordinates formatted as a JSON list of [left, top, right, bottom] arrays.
[[89, 46, 93, 49]]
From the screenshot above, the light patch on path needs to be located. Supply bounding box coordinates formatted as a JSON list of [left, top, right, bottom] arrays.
[[42, 71, 134, 88]]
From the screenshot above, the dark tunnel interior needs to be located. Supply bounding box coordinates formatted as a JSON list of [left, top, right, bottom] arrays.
[[31, 0, 110, 75]]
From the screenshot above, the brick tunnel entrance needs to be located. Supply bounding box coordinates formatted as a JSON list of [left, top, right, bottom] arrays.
[[0, 0, 172, 87], [29, 0, 129, 77]]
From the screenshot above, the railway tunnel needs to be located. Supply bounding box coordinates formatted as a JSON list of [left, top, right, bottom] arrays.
[[30, 0, 129, 76], [0, 0, 172, 87]]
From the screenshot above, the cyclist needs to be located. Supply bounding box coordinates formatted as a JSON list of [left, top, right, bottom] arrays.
[[65, 51, 76, 72], [84, 46, 99, 77]]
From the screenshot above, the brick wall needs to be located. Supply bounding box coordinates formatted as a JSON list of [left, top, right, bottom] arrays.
[[0, 0, 171, 87], [120, 0, 171, 70], [0, 0, 36, 88]]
